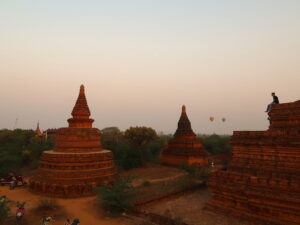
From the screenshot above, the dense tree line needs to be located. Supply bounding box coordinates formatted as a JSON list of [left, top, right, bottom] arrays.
[[0, 128, 232, 176], [101, 126, 169, 169], [199, 134, 232, 155], [0, 129, 54, 177]]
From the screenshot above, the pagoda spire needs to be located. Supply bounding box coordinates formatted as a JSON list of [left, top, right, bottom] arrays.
[[174, 105, 196, 137], [68, 85, 94, 128], [35, 122, 42, 136], [71, 84, 91, 119]]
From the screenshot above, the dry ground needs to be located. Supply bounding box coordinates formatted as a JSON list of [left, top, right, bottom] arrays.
[[120, 163, 186, 186], [140, 187, 248, 225], [1, 163, 247, 225], [0, 185, 136, 225]]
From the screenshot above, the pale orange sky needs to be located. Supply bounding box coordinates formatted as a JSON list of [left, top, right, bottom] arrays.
[[0, 1, 299, 134]]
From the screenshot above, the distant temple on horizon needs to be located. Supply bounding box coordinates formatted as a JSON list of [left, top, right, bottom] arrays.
[[161, 105, 208, 167], [207, 100, 300, 225], [29, 85, 117, 197], [35, 122, 43, 137]]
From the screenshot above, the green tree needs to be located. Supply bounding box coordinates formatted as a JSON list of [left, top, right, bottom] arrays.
[[95, 177, 135, 215], [0, 197, 10, 224], [124, 126, 157, 148], [0, 129, 55, 176], [201, 134, 232, 155], [101, 127, 124, 150]]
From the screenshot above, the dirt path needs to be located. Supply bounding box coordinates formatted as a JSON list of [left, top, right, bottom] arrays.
[[140, 187, 248, 225], [0, 185, 136, 225]]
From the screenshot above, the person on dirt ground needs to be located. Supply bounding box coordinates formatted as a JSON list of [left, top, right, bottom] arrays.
[[64, 218, 71, 225], [0, 195, 6, 204], [71, 218, 80, 225], [42, 216, 54, 225], [41, 215, 47, 225]]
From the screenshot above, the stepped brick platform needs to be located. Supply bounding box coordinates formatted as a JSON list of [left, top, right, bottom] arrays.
[[161, 105, 208, 167], [29, 85, 117, 198], [207, 100, 300, 225]]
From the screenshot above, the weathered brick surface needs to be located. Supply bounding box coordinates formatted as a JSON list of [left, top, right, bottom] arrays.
[[161, 105, 208, 167], [29, 85, 117, 197], [207, 100, 300, 225]]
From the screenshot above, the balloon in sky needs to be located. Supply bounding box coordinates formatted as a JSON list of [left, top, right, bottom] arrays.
[[222, 118, 226, 122], [209, 116, 215, 122]]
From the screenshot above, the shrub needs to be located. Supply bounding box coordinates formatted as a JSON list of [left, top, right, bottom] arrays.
[[0, 129, 54, 176], [95, 177, 135, 215], [181, 163, 211, 181], [101, 127, 166, 170], [35, 198, 59, 212], [181, 163, 196, 177], [201, 134, 232, 155], [142, 180, 151, 187], [0, 197, 10, 223]]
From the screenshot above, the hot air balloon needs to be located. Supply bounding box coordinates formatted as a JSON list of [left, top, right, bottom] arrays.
[[222, 118, 226, 122], [209, 116, 215, 122]]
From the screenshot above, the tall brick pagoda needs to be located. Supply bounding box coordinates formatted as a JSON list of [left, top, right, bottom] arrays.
[[207, 100, 300, 225], [161, 105, 208, 166], [29, 85, 117, 197]]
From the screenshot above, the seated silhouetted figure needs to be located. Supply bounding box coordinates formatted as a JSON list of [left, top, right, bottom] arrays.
[[266, 92, 279, 124], [266, 92, 279, 113]]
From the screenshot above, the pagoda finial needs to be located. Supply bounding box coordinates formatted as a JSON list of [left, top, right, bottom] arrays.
[[182, 105, 186, 113], [71, 84, 91, 119], [174, 105, 195, 137], [68, 85, 94, 128], [80, 84, 85, 95]]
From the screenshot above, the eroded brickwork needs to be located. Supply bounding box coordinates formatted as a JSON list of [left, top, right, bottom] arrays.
[[207, 100, 300, 225]]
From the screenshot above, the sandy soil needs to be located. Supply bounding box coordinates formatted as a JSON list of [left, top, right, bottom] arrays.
[[0, 185, 136, 225], [140, 187, 248, 225], [121, 163, 186, 186]]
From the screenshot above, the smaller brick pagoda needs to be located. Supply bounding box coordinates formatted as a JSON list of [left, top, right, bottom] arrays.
[[161, 105, 208, 167]]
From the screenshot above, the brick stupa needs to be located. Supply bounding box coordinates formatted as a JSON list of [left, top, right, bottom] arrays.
[[161, 105, 208, 166], [207, 100, 300, 225], [29, 85, 117, 197]]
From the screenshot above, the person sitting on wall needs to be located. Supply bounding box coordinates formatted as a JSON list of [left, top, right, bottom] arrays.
[[265, 92, 279, 113]]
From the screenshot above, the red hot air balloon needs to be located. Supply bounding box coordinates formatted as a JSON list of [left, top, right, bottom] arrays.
[[222, 118, 226, 122], [209, 116, 215, 122]]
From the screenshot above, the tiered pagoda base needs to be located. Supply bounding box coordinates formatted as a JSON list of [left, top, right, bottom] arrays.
[[29, 150, 116, 198], [161, 137, 208, 166], [207, 101, 300, 225]]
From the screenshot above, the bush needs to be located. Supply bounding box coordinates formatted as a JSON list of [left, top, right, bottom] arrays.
[[201, 134, 232, 155], [101, 127, 166, 170], [0, 197, 10, 223], [142, 180, 151, 187], [181, 163, 211, 181], [35, 198, 59, 212], [95, 177, 136, 215], [0, 129, 55, 176]]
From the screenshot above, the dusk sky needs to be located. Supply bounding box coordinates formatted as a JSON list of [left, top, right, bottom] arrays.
[[0, 0, 299, 134]]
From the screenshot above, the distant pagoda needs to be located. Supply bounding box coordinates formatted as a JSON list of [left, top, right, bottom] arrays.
[[161, 105, 208, 166], [29, 85, 117, 197], [35, 122, 43, 137]]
